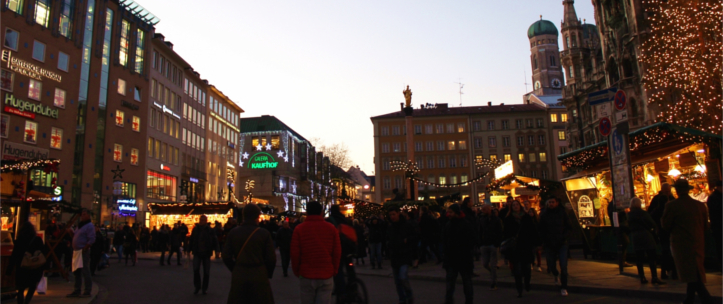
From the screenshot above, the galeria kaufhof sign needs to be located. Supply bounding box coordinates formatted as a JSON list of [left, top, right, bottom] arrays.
[[4, 94, 59, 119], [2, 50, 62, 83], [249, 152, 279, 169]]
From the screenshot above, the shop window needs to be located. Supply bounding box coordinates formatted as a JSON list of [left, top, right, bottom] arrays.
[[24, 121, 37, 144], [1, 115, 8, 138], [56, 52, 70, 72], [115, 110, 124, 127], [447, 141, 456, 150], [1, 69, 13, 91], [132, 116, 140, 132], [34, 0, 50, 27], [114, 144, 123, 162], [271, 135, 280, 149], [458, 140, 466, 150], [529, 153, 536, 162], [550, 114, 557, 122], [49, 127, 63, 149], [29, 169, 56, 189], [28, 79, 41, 100], [5, 0, 22, 14], [539, 152, 547, 162], [118, 79, 126, 95], [53, 88, 65, 108], [32, 41, 45, 62], [3, 28, 18, 51], [518, 153, 525, 163], [147, 171, 177, 200], [130, 148, 139, 166]]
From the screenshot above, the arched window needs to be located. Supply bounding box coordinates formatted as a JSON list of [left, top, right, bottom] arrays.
[[572, 35, 578, 47], [550, 56, 556, 66], [566, 35, 570, 49], [533, 54, 538, 70]]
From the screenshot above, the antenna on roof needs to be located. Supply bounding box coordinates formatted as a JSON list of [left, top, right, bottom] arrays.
[[454, 78, 464, 107], [524, 70, 530, 93]]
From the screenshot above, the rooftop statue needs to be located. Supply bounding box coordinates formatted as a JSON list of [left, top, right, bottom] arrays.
[[403, 85, 412, 108]]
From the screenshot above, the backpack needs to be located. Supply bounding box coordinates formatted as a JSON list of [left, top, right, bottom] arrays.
[[21, 237, 45, 269]]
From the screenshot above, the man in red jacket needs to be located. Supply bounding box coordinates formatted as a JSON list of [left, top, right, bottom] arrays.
[[291, 201, 341, 304]]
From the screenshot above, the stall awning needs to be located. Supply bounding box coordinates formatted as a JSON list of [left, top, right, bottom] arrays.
[[149, 202, 234, 215], [558, 122, 723, 170]]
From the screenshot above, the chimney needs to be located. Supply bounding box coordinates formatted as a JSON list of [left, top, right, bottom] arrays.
[[488, 101, 492, 106], [436, 103, 448, 110], [500, 103, 504, 106], [164, 41, 174, 49], [154, 33, 165, 41]]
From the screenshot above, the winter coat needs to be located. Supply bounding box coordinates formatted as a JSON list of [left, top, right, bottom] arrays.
[[443, 217, 475, 272], [662, 195, 709, 283], [627, 208, 657, 251], [275, 227, 293, 252], [222, 223, 276, 304], [648, 192, 672, 229], [290, 215, 341, 279], [708, 189, 722, 234], [502, 212, 538, 263], [479, 214, 504, 247], [419, 213, 441, 242], [190, 223, 220, 257], [169, 228, 183, 248], [112, 229, 125, 246], [7, 235, 47, 289], [386, 217, 418, 268], [354, 224, 368, 258], [367, 220, 385, 244], [538, 206, 571, 249], [157, 230, 170, 249]]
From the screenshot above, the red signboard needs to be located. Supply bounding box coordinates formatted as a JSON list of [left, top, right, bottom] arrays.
[[4, 106, 35, 119], [160, 164, 170, 171]]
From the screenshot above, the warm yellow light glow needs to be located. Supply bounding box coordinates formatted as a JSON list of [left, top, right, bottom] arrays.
[[647, 174, 655, 182], [668, 165, 681, 177], [695, 165, 706, 173]]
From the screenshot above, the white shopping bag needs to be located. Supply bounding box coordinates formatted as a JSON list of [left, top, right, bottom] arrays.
[[72, 250, 83, 272], [36, 276, 47, 294]]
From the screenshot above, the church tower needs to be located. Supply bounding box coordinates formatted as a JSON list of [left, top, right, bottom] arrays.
[[527, 16, 564, 96]]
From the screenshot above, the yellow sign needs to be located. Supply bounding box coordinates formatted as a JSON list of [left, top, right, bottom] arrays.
[[494, 160, 514, 179], [2, 50, 62, 83]]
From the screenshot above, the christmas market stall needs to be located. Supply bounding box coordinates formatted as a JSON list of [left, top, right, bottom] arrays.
[[558, 122, 723, 258], [1, 159, 61, 237], [148, 202, 235, 231], [483, 160, 556, 210]]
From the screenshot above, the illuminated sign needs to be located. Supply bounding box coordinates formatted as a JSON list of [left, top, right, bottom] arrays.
[[190, 177, 199, 183], [4, 94, 59, 119], [248, 152, 278, 169], [153, 102, 181, 119], [54, 186, 62, 196], [494, 160, 514, 179], [117, 198, 137, 214], [2, 50, 62, 82], [160, 164, 170, 171]]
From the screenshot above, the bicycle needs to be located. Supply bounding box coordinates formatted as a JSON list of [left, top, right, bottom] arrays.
[[339, 254, 368, 304]]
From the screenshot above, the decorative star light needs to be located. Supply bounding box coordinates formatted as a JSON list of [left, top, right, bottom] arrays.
[[277, 150, 285, 158], [284, 156, 289, 162], [111, 165, 125, 180], [242, 152, 249, 159], [265, 143, 272, 151], [239, 161, 244, 168], [256, 144, 263, 151], [291, 183, 297, 194]]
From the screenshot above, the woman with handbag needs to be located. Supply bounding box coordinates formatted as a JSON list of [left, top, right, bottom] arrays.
[[502, 201, 539, 298], [628, 197, 666, 285], [6, 221, 48, 304]]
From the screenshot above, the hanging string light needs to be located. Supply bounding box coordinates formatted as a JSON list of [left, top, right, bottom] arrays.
[[640, 0, 722, 134]]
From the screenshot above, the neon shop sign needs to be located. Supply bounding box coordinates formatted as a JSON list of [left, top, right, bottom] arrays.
[[117, 198, 138, 214], [249, 152, 278, 169]]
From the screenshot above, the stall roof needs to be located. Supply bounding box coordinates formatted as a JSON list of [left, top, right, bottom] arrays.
[[558, 122, 723, 170], [149, 202, 234, 215]]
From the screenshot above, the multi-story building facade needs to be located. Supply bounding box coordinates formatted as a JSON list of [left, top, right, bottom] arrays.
[[347, 166, 375, 203], [205, 85, 242, 203], [372, 104, 473, 203], [238, 115, 331, 213], [145, 34, 186, 217], [527, 18, 565, 96]]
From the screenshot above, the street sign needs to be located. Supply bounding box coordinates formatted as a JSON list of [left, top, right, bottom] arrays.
[[593, 102, 611, 122], [609, 123, 634, 209], [588, 87, 617, 105], [614, 90, 627, 110], [599, 117, 612, 136], [615, 111, 628, 122]]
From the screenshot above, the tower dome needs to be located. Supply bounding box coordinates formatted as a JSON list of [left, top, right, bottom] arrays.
[[527, 19, 559, 38]]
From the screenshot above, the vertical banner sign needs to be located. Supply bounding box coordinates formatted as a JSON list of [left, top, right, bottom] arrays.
[[609, 123, 634, 209]]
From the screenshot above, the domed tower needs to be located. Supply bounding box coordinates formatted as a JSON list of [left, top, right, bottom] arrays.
[[528, 17, 565, 96]]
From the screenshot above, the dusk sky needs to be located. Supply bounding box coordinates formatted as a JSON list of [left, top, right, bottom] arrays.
[[139, 0, 595, 174]]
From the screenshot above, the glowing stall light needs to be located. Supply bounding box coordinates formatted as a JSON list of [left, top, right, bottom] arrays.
[[694, 165, 706, 173], [668, 165, 681, 178]]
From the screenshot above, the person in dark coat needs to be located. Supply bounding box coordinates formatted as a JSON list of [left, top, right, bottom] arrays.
[[112, 224, 125, 263], [275, 220, 293, 277], [139, 227, 150, 253], [387, 207, 416, 304], [707, 180, 722, 269], [648, 182, 675, 279], [628, 197, 665, 285], [460, 198, 479, 263], [6, 221, 47, 304], [168, 224, 183, 265], [90, 226, 106, 275], [538, 197, 572, 296], [354, 219, 368, 265], [479, 204, 503, 289], [367, 216, 385, 269], [150, 226, 159, 252], [123, 226, 137, 266], [662, 179, 713, 304], [222, 203, 276, 304], [418, 206, 442, 265], [503, 200, 539, 298], [158, 225, 170, 265], [443, 204, 475, 304], [190, 215, 220, 294]]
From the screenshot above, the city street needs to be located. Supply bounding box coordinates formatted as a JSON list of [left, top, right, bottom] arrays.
[[88, 253, 683, 304]]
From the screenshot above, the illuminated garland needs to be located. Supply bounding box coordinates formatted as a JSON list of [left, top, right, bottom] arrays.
[[410, 172, 489, 188], [640, 0, 722, 134], [1, 159, 61, 173], [391, 160, 420, 175], [475, 158, 501, 169]]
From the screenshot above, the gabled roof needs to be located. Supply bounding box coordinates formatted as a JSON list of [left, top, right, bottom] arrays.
[[240, 115, 308, 142], [371, 103, 546, 120]]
